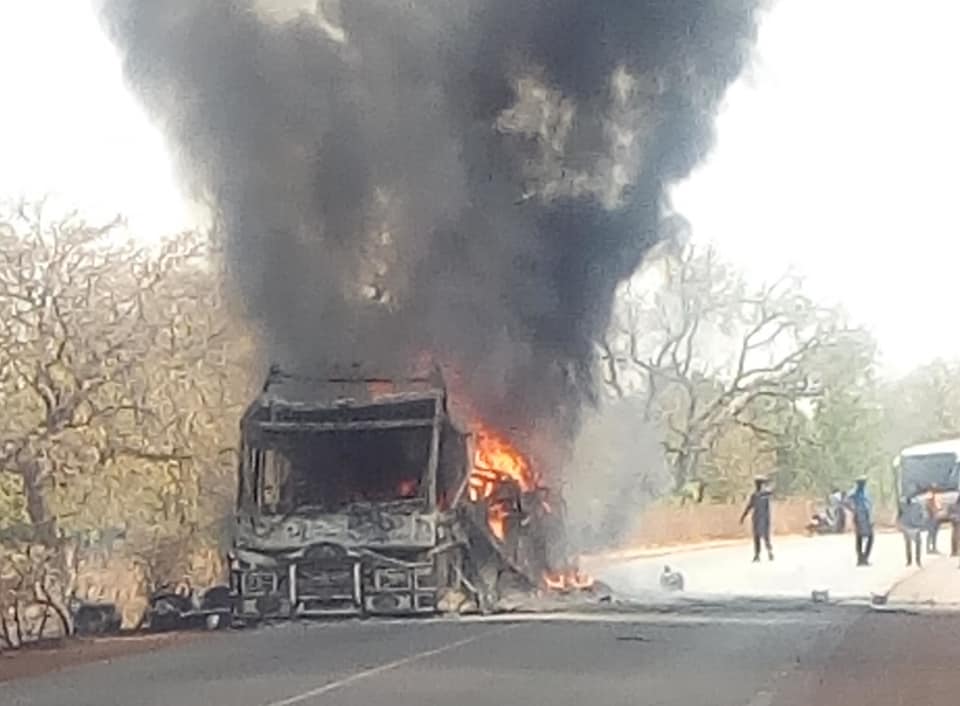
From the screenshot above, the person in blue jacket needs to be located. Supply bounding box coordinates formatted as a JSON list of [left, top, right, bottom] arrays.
[[846, 476, 874, 566]]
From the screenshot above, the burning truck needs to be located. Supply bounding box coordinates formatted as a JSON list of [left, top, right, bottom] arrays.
[[228, 364, 590, 621]]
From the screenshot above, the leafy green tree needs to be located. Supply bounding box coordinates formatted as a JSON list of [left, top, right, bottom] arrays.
[[775, 330, 889, 499], [880, 360, 960, 455]]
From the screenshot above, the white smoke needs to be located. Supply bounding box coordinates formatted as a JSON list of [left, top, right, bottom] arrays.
[[563, 396, 671, 553]]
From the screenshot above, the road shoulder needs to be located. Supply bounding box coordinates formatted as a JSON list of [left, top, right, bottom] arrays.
[[0, 632, 204, 683], [886, 554, 960, 608], [771, 611, 960, 706]]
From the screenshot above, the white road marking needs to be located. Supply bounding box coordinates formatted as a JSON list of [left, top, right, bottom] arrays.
[[261, 624, 521, 706]]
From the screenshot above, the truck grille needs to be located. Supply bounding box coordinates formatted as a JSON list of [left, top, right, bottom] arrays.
[[365, 565, 437, 615], [374, 568, 412, 591], [297, 565, 354, 597], [295, 561, 360, 615]]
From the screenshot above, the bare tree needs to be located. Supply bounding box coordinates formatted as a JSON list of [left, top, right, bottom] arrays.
[[601, 245, 851, 493], [0, 201, 255, 527], [0, 201, 255, 641], [0, 202, 137, 536]]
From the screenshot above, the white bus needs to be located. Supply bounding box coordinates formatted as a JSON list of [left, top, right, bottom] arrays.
[[896, 439, 960, 500]]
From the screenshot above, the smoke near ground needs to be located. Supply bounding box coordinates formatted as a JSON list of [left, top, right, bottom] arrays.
[[98, 0, 762, 473], [564, 397, 671, 553]]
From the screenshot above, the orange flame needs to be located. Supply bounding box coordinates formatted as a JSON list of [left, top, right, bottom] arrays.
[[468, 426, 539, 539], [471, 427, 538, 494], [464, 424, 594, 594], [543, 568, 595, 592], [398, 479, 418, 497]]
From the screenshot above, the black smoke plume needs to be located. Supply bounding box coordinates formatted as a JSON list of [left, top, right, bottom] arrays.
[[98, 0, 762, 472]]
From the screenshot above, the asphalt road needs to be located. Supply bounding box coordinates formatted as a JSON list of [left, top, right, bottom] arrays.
[[1, 610, 853, 706], [591, 532, 923, 602], [3, 534, 941, 706]]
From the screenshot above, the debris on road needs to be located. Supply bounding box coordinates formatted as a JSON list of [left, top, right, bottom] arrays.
[[660, 566, 685, 592], [71, 601, 122, 637], [144, 585, 232, 632]]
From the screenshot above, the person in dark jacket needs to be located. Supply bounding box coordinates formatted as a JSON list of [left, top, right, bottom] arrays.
[[949, 494, 960, 558], [846, 476, 874, 566], [740, 476, 774, 562], [898, 494, 926, 567], [925, 489, 941, 554]]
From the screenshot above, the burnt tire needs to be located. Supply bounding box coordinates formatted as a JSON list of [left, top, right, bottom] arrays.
[[147, 593, 192, 632], [200, 585, 233, 611]]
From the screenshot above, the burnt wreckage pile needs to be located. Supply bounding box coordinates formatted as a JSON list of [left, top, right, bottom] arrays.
[[229, 365, 584, 621]]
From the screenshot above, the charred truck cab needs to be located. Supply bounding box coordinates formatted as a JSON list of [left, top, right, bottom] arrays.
[[230, 366, 479, 620]]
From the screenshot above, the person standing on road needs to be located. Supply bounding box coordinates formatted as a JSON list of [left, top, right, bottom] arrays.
[[740, 476, 774, 562], [925, 489, 941, 554], [898, 494, 925, 567], [950, 494, 960, 558], [847, 476, 874, 566], [828, 488, 846, 533]]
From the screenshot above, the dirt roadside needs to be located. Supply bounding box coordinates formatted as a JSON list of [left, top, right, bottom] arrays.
[[0, 631, 208, 683], [886, 553, 960, 607]]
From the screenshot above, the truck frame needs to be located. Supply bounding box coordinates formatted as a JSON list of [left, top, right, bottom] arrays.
[[228, 365, 551, 621]]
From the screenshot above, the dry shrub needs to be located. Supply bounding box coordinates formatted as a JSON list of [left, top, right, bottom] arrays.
[[61, 527, 228, 631], [622, 499, 816, 549], [0, 541, 74, 648]]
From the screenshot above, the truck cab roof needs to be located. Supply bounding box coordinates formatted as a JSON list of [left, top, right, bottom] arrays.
[[257, 364, 446, 408]]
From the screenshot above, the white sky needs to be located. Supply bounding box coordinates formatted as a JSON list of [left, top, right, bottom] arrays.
[[0, 1, 191, 235], [1, 1, 958, 373], [673, 0, 960, 373]]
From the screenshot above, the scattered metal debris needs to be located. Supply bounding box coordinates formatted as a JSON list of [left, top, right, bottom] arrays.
[[145, 585, 232, 632], [660, 566, 685, 592], [71, 601, 122, 637]]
